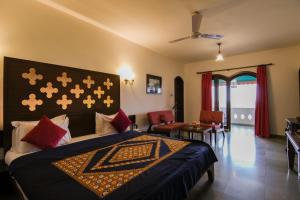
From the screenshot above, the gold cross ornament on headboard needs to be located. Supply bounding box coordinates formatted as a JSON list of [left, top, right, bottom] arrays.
[[94, 86, 105, 99], [40, 82, 58, 98], [57, 72, 72, 87], [70, 84, 84, 99], [103, 78, 113, 90], [22, 93, 43, 111], [22, 68, 43, 85], [83, 95, 95, 108], [83, 76, 95, 89], [104, 95, 114, 108], [56, 95, 72, 110]]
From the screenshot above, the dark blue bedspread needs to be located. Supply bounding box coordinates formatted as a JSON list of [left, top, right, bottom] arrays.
[[9, 131, 217, 200]]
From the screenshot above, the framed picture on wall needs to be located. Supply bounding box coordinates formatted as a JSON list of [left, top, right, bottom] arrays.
[[146, 74, 162, 94]]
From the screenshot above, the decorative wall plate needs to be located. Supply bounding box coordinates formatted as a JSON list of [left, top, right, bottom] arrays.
[[22, 93, 43, 111], [70, 84, 84, 99], [40, 82, 58, 98], [22, 68, 43, 85], [57, 95, 72, 110], [83, 76, 95, 89], [57, 72, 72, 87]]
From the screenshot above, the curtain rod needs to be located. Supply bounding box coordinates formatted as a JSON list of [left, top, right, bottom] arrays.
[[196, 63, 274, 75]]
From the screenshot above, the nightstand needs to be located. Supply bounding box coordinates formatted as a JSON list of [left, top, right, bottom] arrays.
[[0, 160, 14, 195], [0, 159, 7, 175], [128, 115, 138, 131]]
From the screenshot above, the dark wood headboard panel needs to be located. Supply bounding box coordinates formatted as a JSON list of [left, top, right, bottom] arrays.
[[3, 57, 120, 153]]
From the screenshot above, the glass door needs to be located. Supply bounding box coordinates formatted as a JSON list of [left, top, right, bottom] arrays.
[[212, 77, 230, 130], [230, 75, 256, 126], [212, 72, 257, 131]]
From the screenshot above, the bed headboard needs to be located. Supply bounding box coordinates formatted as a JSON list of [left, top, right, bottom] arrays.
[[3, 57, 120, 153]]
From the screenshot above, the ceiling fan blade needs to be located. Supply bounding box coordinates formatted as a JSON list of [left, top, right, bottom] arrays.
[[192, 11, 202, 33], [201, 33, 223, 40], [168, 36, 191, 43]]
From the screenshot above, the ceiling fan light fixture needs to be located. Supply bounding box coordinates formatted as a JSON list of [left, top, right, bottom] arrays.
[[216, 53, 224, 62], [215, 42, 224, 62]]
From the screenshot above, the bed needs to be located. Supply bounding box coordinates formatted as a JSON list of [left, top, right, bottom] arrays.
[[3, 57, 217, 200]]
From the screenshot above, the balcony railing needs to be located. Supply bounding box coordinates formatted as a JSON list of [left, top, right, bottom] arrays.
[[231, 107, 255, 126], [218, 107, 255, 126]]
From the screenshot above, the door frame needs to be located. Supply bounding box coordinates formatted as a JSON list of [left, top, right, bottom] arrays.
[[174, 76, 184, 122], [212, 71, 256, 130]]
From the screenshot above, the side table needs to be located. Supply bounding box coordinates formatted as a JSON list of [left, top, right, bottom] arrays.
[[179, 124, 212, 142], [286, 131, 300, 179]]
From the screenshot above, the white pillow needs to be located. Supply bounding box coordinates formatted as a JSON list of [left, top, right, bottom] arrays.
[[11, 114, 66, 128], [102, 115, 118, 135], [57, 117, 71, 146], [11, 115, 66, 153], [12, 122, 40, 154], [11, 115, 71, 154], [95, 112, 117, 136]]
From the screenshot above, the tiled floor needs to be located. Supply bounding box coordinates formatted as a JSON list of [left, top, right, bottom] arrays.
[[186, 125, 300, 200]]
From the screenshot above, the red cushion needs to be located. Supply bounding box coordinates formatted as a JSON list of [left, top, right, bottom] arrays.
[[21, 115, 67, 149], [200, 110, 223, 124], [148, 110, 175, 125], [200, 110, 213, 123], [153, 122, 186, 132], [147, 112, 161, 125], [200, 122, 213, 128], [110, 109, 132, 133], [160, 111, 174, 123]]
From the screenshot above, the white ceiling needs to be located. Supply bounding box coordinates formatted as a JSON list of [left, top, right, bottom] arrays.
[[42, 0, 300, 63]]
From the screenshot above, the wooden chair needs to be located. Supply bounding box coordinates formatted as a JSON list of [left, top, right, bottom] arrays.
[[200, 110, 225, 143]]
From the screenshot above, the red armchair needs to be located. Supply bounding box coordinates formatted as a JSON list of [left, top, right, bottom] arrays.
[[200, 110, 225, 143], [147, 110, 185, 136]]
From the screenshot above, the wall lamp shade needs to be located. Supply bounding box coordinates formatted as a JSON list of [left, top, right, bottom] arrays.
[[118, 65, 135, 85]]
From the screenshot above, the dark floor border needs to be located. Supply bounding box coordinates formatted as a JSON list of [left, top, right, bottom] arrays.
[[231, 123, 254, 127], [270, 134, 286, 139]]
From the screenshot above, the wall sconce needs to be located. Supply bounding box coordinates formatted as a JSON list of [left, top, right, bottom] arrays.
[[124, 79, 134, 85], [118, 64, 135, 86]]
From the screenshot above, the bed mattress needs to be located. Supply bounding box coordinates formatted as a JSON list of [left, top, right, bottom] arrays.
[[8, 131, 217, 200]]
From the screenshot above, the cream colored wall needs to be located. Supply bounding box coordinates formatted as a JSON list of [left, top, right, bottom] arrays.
[[297, 43, 300, 58], [0, 0, 184, 131], [184, 45, 300, 135]]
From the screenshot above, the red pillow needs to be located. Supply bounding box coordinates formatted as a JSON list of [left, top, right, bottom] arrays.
[[21, 115, 67, 149], [160, 111, 174, 124], [110, 109, 132, 133]]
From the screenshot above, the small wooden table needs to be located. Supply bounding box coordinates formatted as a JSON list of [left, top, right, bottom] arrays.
[[285, 118, 300, 179], [179, 124, 212, 142]]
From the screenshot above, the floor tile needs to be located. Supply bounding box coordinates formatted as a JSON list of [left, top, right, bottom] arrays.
[[186, 125, 300, 200]]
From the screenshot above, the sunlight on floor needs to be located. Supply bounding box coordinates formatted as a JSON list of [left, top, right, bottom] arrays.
[[187, 124, 300, 200], [226, 125, 256, 168]]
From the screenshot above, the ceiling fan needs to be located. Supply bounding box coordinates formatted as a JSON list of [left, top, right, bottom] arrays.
[[169, 11, 223, 43]]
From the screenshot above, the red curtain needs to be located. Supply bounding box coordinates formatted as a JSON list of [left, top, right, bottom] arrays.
[[255, 66, 270, 137], [201, 72, 212, 111]]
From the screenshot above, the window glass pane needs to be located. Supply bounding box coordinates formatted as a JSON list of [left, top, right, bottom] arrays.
[[218, 79, 227, 125]]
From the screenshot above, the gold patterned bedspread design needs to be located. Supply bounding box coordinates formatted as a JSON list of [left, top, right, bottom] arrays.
[[53, 135, 190, 198]]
